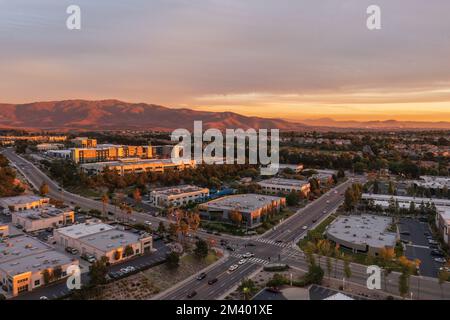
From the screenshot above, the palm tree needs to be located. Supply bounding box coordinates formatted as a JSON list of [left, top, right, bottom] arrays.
[[101, 193, 109, 217]]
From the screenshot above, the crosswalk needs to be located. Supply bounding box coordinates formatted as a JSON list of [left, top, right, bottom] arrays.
[[254, 238, 292, 248], [230, 253, 270, 265]]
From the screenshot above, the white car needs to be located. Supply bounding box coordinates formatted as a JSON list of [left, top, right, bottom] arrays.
[[238, 259, 247, 265], [228, 265, 239, 272], [302, 226, 308, 230], [242, 252, 254, 258], [434, 257, 447, 264], [144, 221, 152, 226]]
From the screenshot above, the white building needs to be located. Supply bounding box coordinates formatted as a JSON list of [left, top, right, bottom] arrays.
[[362, 194, 450, 209], [326, 214, 397, 255], [150, 185, 209, 208], [0, 235, 78, 297], [12, 207, 75, 232], [45, 149, 72, 160], [54, 222, 152, 264], [0, 195, 50, 213], [413, 176, 450, 190], [36, 143, 65, 151], [436, 207, 450, 245], [198, 194, 286, 228], [258, 178, 310, 197]]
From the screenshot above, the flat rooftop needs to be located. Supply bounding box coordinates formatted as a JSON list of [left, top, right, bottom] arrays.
[[0, 235, 74, 276], [13, 207, 71, 221], [327, 214, 397, 249], [151, 185, 208, 196], [55, 222, 114, 239], [258, 178, 309, 187], [362, 193, 450, 207], [438, 207, 450, 222], [81, 158, 194, 169], [0, 195, 47, 207], [78, 229, 145, 252], [202, 194, 283, 213]]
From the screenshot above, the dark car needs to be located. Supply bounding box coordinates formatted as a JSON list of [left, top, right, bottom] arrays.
[[187, 291, 197, 299], [208, 278, 218, 285], [197, 272, 207, 280], [246, 243, 256, 247], [400, 231, 410, 236], [431, 250, 445, 257], [226, 246, 235, 252]]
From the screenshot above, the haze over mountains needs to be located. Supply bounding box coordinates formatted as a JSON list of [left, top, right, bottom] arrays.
[[0, 100, 448, 131]]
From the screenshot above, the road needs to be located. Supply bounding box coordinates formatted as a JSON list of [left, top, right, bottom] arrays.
[[4, 148, 450, 300]]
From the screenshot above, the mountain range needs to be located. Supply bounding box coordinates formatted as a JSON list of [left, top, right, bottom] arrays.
[[0, 100, 302, 131], [0, 100, 449, 131]]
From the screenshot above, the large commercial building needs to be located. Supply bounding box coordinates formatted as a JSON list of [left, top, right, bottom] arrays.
[[413, 176, 450, 191], [54, 222, 152, 264], [198, 194, 286, 228], [71, 137, 97, 148], [81, 158, 196, 176], [150, 185, 209, 208], [361, 193, 450, 209], [436, 207, 450, 245], [258, 178, 310, 197], [36, 143, 65, 151], [0, 195, 50, 213], [12, 207, 75, 232], [0, 235, 78, 297], [71, 144, 153, 164], [326, 214, 397, 255]]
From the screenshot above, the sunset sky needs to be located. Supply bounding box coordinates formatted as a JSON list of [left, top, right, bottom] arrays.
[[1, 0, 450, 122]]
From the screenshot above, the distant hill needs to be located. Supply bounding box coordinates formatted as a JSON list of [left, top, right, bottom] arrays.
[[300, 118, 450, 130], [0, 100, 305, 131]]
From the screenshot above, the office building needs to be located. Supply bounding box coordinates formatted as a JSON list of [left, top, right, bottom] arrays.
[[0, 195, 50, 213], [150, 185, 209, 208], [0, 235, 78, 297], [198, 194, 285, 228], [361, 194, 450, 209], [54, 222, 152, 264], [81, 158, 196, 176], [436, 207, 450, 245], [326, 214, 397, 255], [12, 207, 75, 232], [258, 178, 310, 197]]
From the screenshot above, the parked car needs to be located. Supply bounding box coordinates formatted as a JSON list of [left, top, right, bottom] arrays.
[[226, 246, 235, 252], [242, 252, 254, 258], [197, 272, 207, 280], [81, 253, 96, 263], [144, 221, 152, 226], [238, 259, 247, 265], [431, 250, 445, 257], [400, 231, 410, 236], [65, 247, 79, 255], [208, 278, 218, 285], [187, 291, 197, 299]]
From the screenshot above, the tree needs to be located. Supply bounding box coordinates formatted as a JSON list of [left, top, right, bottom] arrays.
[[286, 191, 300, 206], [114, 250, 122, 261], [267, 273, 288, 287], [124, 245, 135, 257], [166, 252, 180, 269], [229, 210, 243, 226], [373, 180, 379, 194], [238, 278, 257, 300], [343, 255, 352, 288], [326, 256, 333, 282], [438, 270, 449, 299], [388, 181, 396, 195], [194, 239, 209, 259], [101, 193, 109, 217], [157, 221, 166, 234], [398, 271, 409, 298], [133, 188, 142, 207], [305, 264, 324, 285], [0, 294, 6, 300], [42, 269, 52, 285], [39, 182, 49, 196], [89, 256, 109, 286], [53, 265, 63, 279]]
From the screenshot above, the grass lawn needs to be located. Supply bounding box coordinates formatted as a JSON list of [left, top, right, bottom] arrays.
[[95, 251, 219, 300]]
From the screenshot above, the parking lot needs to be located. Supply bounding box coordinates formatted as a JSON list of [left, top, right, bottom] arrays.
[[399, 218, 446, 278]]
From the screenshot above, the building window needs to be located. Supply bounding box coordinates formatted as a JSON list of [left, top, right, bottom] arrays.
[[34, 280, 40, 286]]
